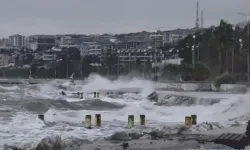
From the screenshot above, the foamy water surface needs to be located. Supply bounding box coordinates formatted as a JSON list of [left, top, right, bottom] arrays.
[[0, 74, 249, 148]]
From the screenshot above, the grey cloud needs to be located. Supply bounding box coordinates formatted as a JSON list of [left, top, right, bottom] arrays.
[[0, 0, 249, 37]]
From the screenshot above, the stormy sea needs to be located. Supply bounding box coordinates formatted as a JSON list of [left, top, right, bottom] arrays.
[[0, 74, 249, 149]]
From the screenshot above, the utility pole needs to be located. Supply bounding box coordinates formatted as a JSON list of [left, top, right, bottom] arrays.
[[128, 53, 131, 74], [55, 65, 57, 79], [143, 50, 147, 79], [192, 35, 196, 68], [66, 53, 69, 78], [80, 56, 83, 78], [55, 59, 62, 79], [237, 12, 250, 82], [201, 10, 204, 28], [154, 36, 157, 78], [146, 26, 164, 81], [195, 1, 200, 29], [197, 43, 200, 62], [117, 50, 120, 77]]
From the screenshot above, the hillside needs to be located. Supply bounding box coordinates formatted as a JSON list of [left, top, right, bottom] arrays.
[[175, 19, 250, 81]]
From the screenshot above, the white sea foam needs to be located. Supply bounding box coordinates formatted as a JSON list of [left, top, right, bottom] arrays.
[[0, 75, 249, 148], [0, 85, 20, 91]]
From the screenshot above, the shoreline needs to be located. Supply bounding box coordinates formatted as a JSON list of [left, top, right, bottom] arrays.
[[23, 124, 248, 150], [62, 133, 233, 150]]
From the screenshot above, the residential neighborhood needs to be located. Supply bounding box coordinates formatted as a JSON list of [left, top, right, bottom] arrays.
[[0, 28, 193, 78]]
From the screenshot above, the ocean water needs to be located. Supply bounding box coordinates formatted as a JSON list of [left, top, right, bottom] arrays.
[[0, 74, 249, 149]]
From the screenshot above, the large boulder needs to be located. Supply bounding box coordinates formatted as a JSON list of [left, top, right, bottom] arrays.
[[147, 91, 158, 102], [36, 135, 62, 150], [245, 119, 250, 145], [105, 131, 131, 141], [35, 136, 93, 150]]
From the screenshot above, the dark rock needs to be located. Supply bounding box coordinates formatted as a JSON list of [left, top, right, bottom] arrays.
[[128, 132, 144, 139], [62, 137, 93, 147], [177, 126, 186, 134], [245, 119, 250, 138], [150, 129, 164, 139], [213, 133, 248, 149], [38, 114, 44, 121], [60, 91, 66, 96], [36, 135, 62, 150], [121, 143, 129, 149], [106, 131, 131, 141], [58, 85, 67, 90], [147, 91, 158, 102], [139, 134, 151, 140], [3, 145, 22, 150]]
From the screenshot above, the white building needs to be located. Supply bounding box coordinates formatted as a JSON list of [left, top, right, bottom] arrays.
[[9, 34, 26, 48], [79, 42, 102, 56], [42, 50, 57, 61], [117, 48, 164, 63], [149, 33, 167, 47], [59, 44, 79, 49], [28, 35, 56, 51], [168, 33, 188, 44], [162, 58, 183, 65], [0, 38, 9, 47]]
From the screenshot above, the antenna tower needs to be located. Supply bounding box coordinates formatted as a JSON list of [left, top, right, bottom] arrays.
[[201, 10, 204, 28], [195, 1, 200, 29]]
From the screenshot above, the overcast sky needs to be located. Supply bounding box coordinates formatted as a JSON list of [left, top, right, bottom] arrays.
[[0, 0, 249, 38]]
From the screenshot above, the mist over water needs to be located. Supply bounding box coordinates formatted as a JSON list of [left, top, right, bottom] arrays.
[[0, 74, 249, 148]]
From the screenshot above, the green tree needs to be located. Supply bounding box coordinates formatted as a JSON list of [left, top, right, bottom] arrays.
[[242, 23, 250, 81], [81, 55, 92, 77], [213, 20, 234, 74]]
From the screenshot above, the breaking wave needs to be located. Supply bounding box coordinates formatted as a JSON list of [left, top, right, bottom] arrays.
[[22, 99, 125, 113], [0, 85, 20, 91], [0, 74, 250, 149]]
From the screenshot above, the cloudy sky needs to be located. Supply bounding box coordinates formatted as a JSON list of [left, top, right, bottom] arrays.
[[0, 0, 249, 38]]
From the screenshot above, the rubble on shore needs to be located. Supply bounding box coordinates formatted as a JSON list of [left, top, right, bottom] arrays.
[[4, 121, 247, 150]]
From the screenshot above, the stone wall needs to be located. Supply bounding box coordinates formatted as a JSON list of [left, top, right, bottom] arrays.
[[154, 82, 211, 91], [154, 82, 248, 93], [220, 84, 247, 93]]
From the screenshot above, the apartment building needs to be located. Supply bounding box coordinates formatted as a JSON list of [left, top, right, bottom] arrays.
[[28, 35, 56, 51], [168, 33, 189, 44], [9, 34, 27, 48], [79, 42, 102, 56], [117, 48, 164, 63], [0, 38, 9, 47], [42, 50, 58, 61], [149, 33, 167, 48]]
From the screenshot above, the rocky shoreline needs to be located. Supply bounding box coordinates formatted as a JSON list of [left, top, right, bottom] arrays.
[[4, 122, 248, 150], [147, 92, 223, 106]]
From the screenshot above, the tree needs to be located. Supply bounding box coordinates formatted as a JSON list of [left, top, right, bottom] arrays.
[[177, 34, 194, 64], [160, 43, 174, 51], [57, 47, 82, 78], [23, 53, 34, 64], [213, 20, 234, 74], [81, 55, 92, 77], [15, 55, 20, 66], [175, 21, 246, 77], [242, 23, 250, 81]]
